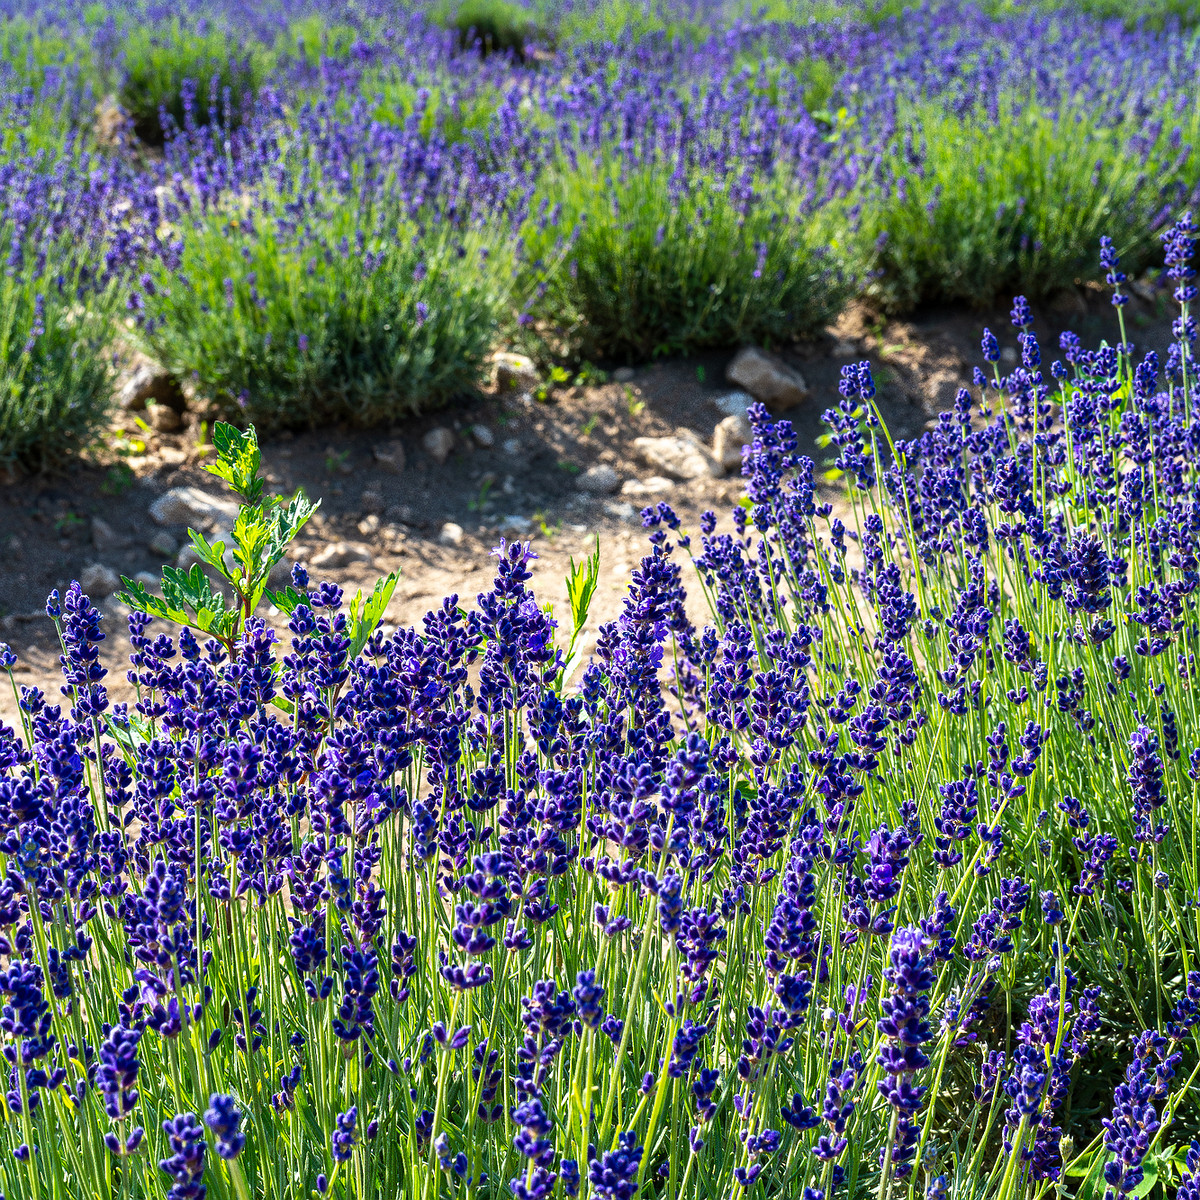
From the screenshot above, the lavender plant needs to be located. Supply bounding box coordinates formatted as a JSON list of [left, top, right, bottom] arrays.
[[1, 226, 1200, 1199]]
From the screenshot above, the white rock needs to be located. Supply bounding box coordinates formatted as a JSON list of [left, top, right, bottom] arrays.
[[713, 413, 754, 473], [133, 571, 160, 589], [149, 486, 240, 529], [311, 541, 374, 570], [494, 351, 540, 394], [621, 476, 675, 497], [725, 346, 809, 410], [1000, 346, 1018, 365], [612, 366, 636, 383], [358, 514, 380, 536], [577, 464, 620, 495], [373, 440, 406, 474], [79, 563, 120, 598], [501, 437, 523, 456], [603, 501, 636, 522], [713, 390, 754, 419], [438, 522, 465, 547], [831, 338, 860, 358], [422, 427, 455, 465], [499, 514, 533, 535], [633, 435, 722, 481], [148, 531, 178, 558], [147, 403, 182, 432], [470, 423, 495, 448], [91, 517, 128, 551]]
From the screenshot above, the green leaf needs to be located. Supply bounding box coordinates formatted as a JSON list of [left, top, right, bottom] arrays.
[[204, 421, 264, 505], [560, 539, 600, 687], [264, 584, 307, 616], [347, 571, 400, 660]]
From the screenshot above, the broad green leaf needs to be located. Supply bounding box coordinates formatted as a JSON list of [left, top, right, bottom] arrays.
[[205, 421, 263, 504]]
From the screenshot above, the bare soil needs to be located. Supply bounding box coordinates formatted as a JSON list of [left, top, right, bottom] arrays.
[[0, 287, 1177, 724]]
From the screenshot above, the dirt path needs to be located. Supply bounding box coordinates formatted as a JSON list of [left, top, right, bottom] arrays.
[[0, 289, 1174, 723]]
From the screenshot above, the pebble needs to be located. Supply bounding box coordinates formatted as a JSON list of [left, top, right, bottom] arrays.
[[91, 517, 128, 551], [725, 346, 810, 410], [603, 501, 636, 522], [494, 351, 541, 394], [612, 366, 636, 383], [149, 486, 240, 529], [116, 359, 180, 413], [79, 563, 121, 598], [621, 476, 675, 497], [147, 403, 182, 432], [501, 437, 523, 456], [423, 427, 455, 465], [831, 338, 860, 358], [712, 413, 754, 472], [633, 433, 722, 481], [577, 464, 620, 495], [133, 571, 160, 589], [713, 390, 753, 419], [1000, 346, 1019, 365], [311, 541, 374, 570], [148, 531, 178, 558], [360, 489, 385, 513], [358, 514, 380, 536], [470, 423, 495, 448], [439, 522, 465, 547], [373, 440, 406, 474]]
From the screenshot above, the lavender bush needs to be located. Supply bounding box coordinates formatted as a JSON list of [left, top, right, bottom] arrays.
[[1, 225, 1199, 1196]]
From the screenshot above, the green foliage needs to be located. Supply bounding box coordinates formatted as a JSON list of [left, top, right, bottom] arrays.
[[119, 422, 324, 654], [441, 0, 539, 58], [857, 93, 1200, 312], [117, 20, 263, 145], [520, 159, 852, 363], [547, 0, 711, 47], [135, 183, 517, 431], [0, 238, 115, 472]]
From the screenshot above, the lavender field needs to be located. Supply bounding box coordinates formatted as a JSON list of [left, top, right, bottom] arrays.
[[1, 1, 1200, 1198]]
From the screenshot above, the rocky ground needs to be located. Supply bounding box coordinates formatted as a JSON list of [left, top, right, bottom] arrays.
[[0, 288, 1176, 723]]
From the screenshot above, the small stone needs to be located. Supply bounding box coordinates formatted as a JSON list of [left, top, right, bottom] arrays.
[[439, 521, 465, 547], [91, 517, 128, 551], [470, 423, 495, 448], [633, 435, 722, 481], [603, 501, 636, 522], [386, 504, 416, 524], [148, 531, 178, 558], [116, 359, 182, 413], [577, 464, 620, 495], [501, 437, 523, 457], [725, 346, 809, 410], [713, 390, 753, 419], [360, 488, 384, 513], [612, 366, 636, 383], [499, 514, 533, 535], [1000, 346, 1018, 365], [311, 541, 374, 570], [712, 413, 754, 472], [422, 427, 455, 465], [79, 563, 120, 598], [147, 403, 182, 433], [620, 476, 675, 498], [149, 486, 240, 529], [831, 338, 860, 358], [358, 514, 380, 536], [493, 351, 540, 394], [133, 570, 160, 589], [373, 441, 406, 474]]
